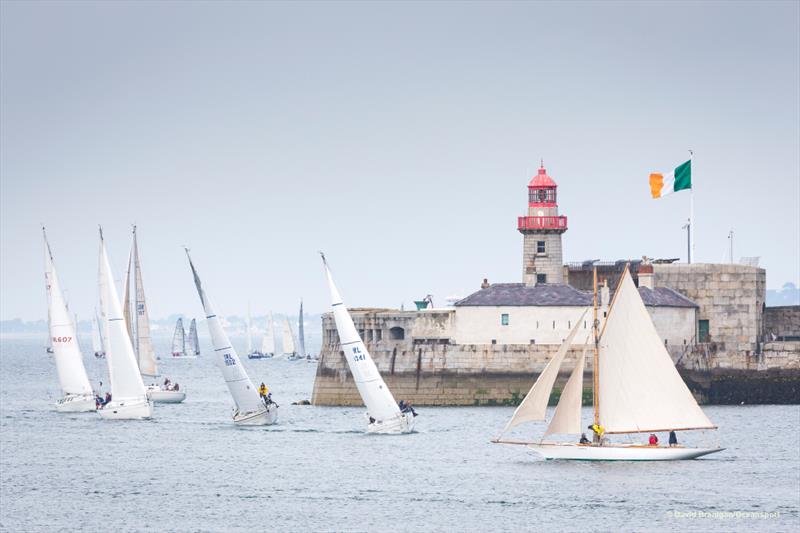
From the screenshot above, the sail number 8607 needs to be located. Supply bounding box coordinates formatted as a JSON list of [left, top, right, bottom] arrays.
[[52, 336, 72, 343]]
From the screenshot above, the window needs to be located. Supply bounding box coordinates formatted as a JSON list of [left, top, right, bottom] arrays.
[[491, 339, 497, 345], [375, 329, 383, 342], [501, 313, 509, 326], [536, 241, 546, 254], [552, 321, 556, 329], [537, 273, 547, 284], [698, 320, 710, 343], [389, 326, 405, 340], [530, 339, 536, 344], [529, 188, 557, 204]]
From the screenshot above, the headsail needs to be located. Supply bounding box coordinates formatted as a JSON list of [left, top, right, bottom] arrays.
[[261, 312, 275, 355], [281, 318, 295, 355], [298, 300, 307, 358], [91, 310, 104, 355], [172, 318, 185, 356], [124, 227, 158, 377], [321, 255, 401, 423], [185, 249, 263, 414], [544, 344, 587, 436], [43, 229, 93, 396], [98, 229, 148, 402], [500, 308, 589, 435], [598, 268, 715, 433]]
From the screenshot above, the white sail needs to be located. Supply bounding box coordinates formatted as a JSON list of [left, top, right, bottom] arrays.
[[43, 230, 93, 396], [98, 230, 148, 402], [281, 318, 296, 355], [91, 311, 104, 354], [187, 318, 200, 355], [322, 258, 401, 423], [501, 309, 588, 434], [544, 347, 587, 436], [261, 312, 275, 354], [172, 318, 185, 356], [298, 300, 307, 358], [186, 250, 264, 414], [124, 227, 158, 377], [598, 270, 715, 433]]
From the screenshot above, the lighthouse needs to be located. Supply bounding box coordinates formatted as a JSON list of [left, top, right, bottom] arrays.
[[518, 163, 568, 286]]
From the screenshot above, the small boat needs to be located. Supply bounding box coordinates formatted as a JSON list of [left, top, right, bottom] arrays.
[[43, 228, 95, 412], [91, 310, 106, 358], [282, 316, 300, 360], [245, 305, 266, 359], [320, 253, 415, 434], [254, 312, 276, 359], [493, 265, 722, 461], [96, 228, 153, 420], [185, 249, 277, 425], [122, 226, 185, 403], [186, 319, 200, 357], [171, 318, 196, 359]]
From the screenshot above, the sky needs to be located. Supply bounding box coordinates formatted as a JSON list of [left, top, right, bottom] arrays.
[[1, 0, 798, 322]]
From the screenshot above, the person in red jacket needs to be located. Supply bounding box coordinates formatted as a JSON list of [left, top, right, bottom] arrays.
[[648, 433, 659, 446]]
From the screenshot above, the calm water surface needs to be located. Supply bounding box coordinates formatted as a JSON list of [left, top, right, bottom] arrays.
[[1, 337, 798, 532]]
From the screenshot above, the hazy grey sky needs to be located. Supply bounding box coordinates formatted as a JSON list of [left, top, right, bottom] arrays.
[[2, 0, 798, 321]]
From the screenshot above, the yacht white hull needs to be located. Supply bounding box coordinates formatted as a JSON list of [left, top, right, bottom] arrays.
[[527, 443, 724, 461], [247, 352, 273, 360], [233, 405, 278, 426], [146, 386, 186, 403], [98, 398, 153, 420], [366, 412, 416, 435], [55, 394, 96, 413]]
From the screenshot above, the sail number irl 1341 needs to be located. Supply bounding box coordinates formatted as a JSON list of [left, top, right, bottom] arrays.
[[351, 346, 366, 362], [52, 336, 72, 343]]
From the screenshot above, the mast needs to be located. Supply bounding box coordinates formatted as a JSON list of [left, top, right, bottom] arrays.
[[592, 267, 599, 426]]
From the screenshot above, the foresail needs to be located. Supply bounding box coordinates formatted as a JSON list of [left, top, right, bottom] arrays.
[[282, 319, 295, 354], [132, 229, 158, 377], [544, 346, 587, 436], [322, 258, 400, 422], [44, 232, 93, 396], [500, 308, 588, 435], [186, 250, 263, 413], [598, 270, 715, 433]]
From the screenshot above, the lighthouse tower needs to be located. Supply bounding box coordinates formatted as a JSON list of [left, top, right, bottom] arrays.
[[518, 163, 568, 286]]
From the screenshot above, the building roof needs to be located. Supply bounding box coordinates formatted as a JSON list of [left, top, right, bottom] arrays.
[[528, 166, 557, 188], [454, 283, 698, 308]]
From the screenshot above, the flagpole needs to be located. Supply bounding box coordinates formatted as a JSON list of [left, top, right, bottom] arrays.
[[689, 149, 694, 264]]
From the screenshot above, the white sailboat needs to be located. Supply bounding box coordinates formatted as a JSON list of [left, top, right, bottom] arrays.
[[123, 226, 185, 403], [260, 312, 276, 359], [298, 299, 313, 361], [186, 319, 200, 356], [171, 318, 196, 359], [245, 305, 265, 359], [320, 253, 415, 434], [283, 317, 299, 360], [185, 249, 277, 425], [43, 228, 95, 412], [493, 266, 722, 461], [97, 228, 153, 420], [91, 310, 106, 358]]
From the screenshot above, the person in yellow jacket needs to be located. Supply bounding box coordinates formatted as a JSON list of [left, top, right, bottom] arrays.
[[258, 382, 268, 399], [588, 423, 605, 445]]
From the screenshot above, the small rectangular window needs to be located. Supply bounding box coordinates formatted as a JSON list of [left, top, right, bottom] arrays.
[[698, 319, 710, 343], [536, 241, 546, 254], [501, 313, 509, 326], [491, 339, 497, 345], [537, 273, 547, 284], [530, 339, 536, 344]]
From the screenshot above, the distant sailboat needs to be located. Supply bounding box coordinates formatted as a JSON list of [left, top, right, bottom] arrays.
[[245, 305, 265, 359], [282, 317, 299, 360], [97, 227, 153, 420], [320, 253, 415, 434], [260, 312, 276, 359], [171, 318, 196, 359], [186, 319, 200, 356], [122, 226, 185, 403], [493, 265, 722, 460], [91, 310, 106, 358], [43, 228, 95, 412], [185, 249, 277, 425]]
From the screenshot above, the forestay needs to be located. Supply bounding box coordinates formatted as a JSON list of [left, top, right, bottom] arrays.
[[99, 231, 148, 401], [44, 231, 93, 396], [598, 270, 715, 433], [186, 250, 263, 414], [322, 259, 400, 423], [544, 345, 587, 436], [500, 308, 588, 434]]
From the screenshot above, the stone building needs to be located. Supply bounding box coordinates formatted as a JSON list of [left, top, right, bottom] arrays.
[[313, 166, 800, 406]]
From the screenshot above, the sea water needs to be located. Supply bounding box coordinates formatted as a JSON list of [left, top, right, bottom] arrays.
[[1, 337, 798, 532]]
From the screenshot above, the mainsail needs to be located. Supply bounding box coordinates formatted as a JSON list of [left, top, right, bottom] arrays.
[[187, 318, 200, 356], [123, 227, 158, 377], [172, 318, 185, 356], [500, 309, 589, 434], [98, 229, 148, 402], [185, 249, 264, 414], [322, 256, 401, 423], [298, 300, 307, 358], [43, 229, 93, 396], [261, 312, 275, 355], [281, 318, 295, 355], [598, 269, 715, 433]]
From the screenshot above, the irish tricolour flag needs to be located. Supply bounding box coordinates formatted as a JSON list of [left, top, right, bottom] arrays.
[[649, 159, 691, 198]]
